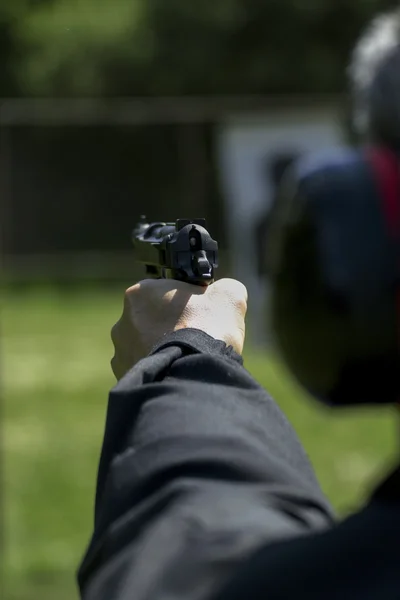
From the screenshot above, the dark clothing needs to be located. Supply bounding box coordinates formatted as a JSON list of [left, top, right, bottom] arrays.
[[215, 472, 400, 600], [78, 329, 400, 600]]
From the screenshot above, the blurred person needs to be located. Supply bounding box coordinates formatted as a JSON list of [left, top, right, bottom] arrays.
[[252, 151, 300, 348], [255, 150, 300, 279], [78, 10, 400, 600]]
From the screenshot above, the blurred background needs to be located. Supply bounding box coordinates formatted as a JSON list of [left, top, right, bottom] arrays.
[[1, 1, 399, 598]]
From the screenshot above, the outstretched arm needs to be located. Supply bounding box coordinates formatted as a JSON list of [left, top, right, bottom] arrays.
[[78, 318, 333, 599]]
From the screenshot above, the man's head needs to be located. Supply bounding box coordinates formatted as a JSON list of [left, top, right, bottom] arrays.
[[349, 8, 400, 148]]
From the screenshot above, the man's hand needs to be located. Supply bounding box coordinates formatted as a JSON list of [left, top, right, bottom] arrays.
[[111, 278, 248, 380]]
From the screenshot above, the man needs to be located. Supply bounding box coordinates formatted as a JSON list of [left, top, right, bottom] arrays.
[[78, 10, 400, 599]]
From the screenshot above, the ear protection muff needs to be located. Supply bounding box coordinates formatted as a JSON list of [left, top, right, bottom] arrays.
[[269, 146, 400, 406]]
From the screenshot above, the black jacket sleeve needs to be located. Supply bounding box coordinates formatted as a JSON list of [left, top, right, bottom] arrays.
[[213, 466, 400, 600], [77, 329, 334, 600]]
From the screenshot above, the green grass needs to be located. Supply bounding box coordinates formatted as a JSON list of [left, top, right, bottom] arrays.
[[2, 286, 398, 600]]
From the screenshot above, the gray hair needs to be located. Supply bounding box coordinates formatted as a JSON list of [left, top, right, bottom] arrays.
[[349, 8, 400, 145]]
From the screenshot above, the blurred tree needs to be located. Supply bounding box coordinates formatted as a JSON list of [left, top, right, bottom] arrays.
[[4, 0, 400, 97], [2, 0, 400, 260], [0, 0, 32, 96], [10, 0, 153, 96]]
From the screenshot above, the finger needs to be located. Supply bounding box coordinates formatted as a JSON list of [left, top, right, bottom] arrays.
[[124, 282, 141, 304], [127, 278, 207, 297], [111, 353, 131, 381], [110, 354, 119, 379], [111, 322, 120, 347], [211, 278, 248, 304]]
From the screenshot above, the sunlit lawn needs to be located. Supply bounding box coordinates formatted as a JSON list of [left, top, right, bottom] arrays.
[[3, 286, 397, 599]]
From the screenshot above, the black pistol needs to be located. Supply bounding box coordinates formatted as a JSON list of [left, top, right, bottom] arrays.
[[132, 217, 218, 286]]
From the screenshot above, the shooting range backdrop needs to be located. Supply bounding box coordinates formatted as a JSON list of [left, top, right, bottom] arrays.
[[217, 105, 343, 345], [1, 96, 343, 343]]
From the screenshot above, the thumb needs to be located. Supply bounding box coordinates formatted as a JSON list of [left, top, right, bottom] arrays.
[[210, 278, 248, 306]]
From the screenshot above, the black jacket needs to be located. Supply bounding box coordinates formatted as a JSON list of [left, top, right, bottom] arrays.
[[78, 329, 400, 600]]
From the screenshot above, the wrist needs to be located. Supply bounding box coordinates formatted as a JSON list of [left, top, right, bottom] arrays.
[[174, 322, 244, 356], [150, 328, 244, 364]]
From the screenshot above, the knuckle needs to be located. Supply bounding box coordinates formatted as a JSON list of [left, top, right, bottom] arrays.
[[227, 279, 247, 302], [125, 282, 142, 300], [238, 282, 248, 303], [110, 355, 118, 378], [126, 281, 141, 294], [124, 286, 134, 304], [124, 280, 155, 309], [111, 322, 120, 345], [214, 278, 247, 301], [236, 295, 248, 313], [227, 285, 247, 309], [123, 286, 137, 311]]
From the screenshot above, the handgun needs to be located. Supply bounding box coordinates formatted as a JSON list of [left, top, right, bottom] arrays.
[[132, 217, 218, 286]]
